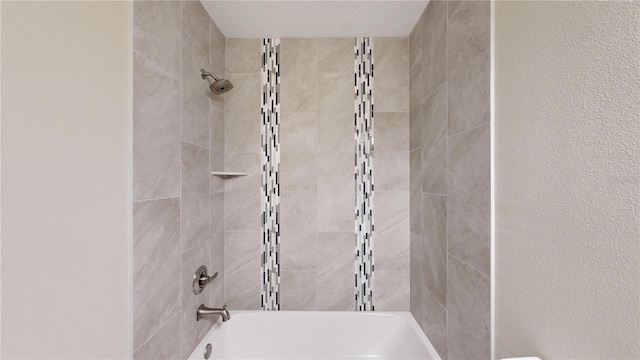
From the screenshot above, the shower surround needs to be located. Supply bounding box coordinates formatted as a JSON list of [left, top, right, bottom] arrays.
[[132, 1, 226, 358], [132, 2, 490, 359], [409, 1, 491, 358], [223, 37, 410, 311]]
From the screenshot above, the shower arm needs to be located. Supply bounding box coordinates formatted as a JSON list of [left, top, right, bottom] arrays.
[[200, 68, 220, 81]]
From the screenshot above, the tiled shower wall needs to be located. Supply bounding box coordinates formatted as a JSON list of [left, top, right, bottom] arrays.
[[409, 1, 491, 359], [223, 38, 410, 311], [132, 1, 226, 358]]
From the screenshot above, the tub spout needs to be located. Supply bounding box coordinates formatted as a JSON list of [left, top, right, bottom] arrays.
[[197, 304, 231, 322]]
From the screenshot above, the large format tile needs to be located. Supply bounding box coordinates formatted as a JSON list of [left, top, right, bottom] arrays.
[[225, 190, 260, 232], [225, 73, 261, 153], [209, 104, 225, 193], [409, 13, 423, 71], [318, 73, 354, 153], [448, 256, 490, 360], [447, 0, 490, 135], [410, 149, 423, 235], [317, 187, 354, 233], [133, 198, 181, 348], [422, 83, 447, 195], [281, 192, 317, 270], [210, 192, 225, 274], [224, 231, 261, 309], [422, 193, 447, 305], [409, 62, 423, 152], [281, 38, 317, 113], [421, 0, 447, 99], [317, 233, 354, 310], [133, 313, 180, 360], [375, 112, 409, 153], [447, 124, 490, 275], [374, 191, 409, 271], [133, 0, 181, 79], [209, 20, 226, 81], [410, 232, 424, 325], [280, 152, 317, 191], [318, 38, 353, 74], [281, 271, 318, 310], [182, 0, 210, 56], [375, 270, 410, 311], [422, 287, 448, 359], [375, 151, 409, 191], [374, 38, 409, 112], [181, 242, 213, 359], [133, 53, 180, 201], [281, 112, 318, 153], [318, 153, 355, 232], [182, 33, 210, 148], [226, 38, 261, 73], [181, 142, 210, 251], [317, 153, 353, 193]]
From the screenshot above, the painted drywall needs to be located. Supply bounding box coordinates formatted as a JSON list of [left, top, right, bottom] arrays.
[[495, 1, 640, 359], [201, 1, 427, 37], [1, 2, 132, 358]]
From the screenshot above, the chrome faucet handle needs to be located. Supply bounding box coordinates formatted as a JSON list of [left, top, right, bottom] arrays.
[[193, 265, 218, 295]]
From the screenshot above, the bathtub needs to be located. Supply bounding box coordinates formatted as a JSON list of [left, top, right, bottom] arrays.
[[188, 311, 440, 359]]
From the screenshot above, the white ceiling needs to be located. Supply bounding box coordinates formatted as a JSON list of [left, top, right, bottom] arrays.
[[201, 1, 428, 38]]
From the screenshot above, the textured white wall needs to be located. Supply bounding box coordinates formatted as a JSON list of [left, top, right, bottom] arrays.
[[494, 1, 640, 359], [1, 2, 132, 358]]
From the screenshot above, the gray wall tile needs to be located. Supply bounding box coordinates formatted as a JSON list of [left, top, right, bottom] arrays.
[[182, 33, 210, 148], [134, 7, 226, 356], [375, 151, 409, 191], [133, 198, 181, 349], [281, 112, 318, 153], [374, 191, 410, 271], [318, 73, 354, 153], [447, 0, 490, 135], [280, 152, 318, 191], [224, 73, 261, 153], [448, 256, 490, 360], [281, 271, 318, 310], [182, 1, 210, 55], [375, 112, 410, 153], [422, 84, 448, 195], [133, 53, 181, 201], [134, 1, 181, 80], [375, 270, 410, 311], [447, 124, 490, 275], [181, 142, 210, 251], [281, 192, 317, 270], [318, 38, 353, 74], [224, 231, 261, 309], [317, 232, 354, 310], [133, 314, 181, 360], [225, 38, 261, 73], [281, 38, 318, 113], [422, 194, 447, 306], [374, 38, 409, 112], [422, 287, 448, 359], [421, 0, 447, 99]]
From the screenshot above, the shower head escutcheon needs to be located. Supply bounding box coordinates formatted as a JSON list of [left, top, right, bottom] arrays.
[[200, 68, 233, 95]]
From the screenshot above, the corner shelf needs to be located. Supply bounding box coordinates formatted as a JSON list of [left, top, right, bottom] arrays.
[[211, 171, 249, 177]]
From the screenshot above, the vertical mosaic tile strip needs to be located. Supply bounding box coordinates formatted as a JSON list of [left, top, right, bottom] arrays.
[[354, 37, 375, 311], [261, 38, 281, 311]]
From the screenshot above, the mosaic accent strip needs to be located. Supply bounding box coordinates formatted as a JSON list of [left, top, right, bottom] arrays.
[[354, 37, 375, 311], [261, 38, 281, 311]]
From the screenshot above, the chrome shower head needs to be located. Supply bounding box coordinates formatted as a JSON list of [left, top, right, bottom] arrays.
[[200, 68, 233, 95]]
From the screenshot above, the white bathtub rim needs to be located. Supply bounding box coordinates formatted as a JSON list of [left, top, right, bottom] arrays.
[[188, 310, 441, 360]]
